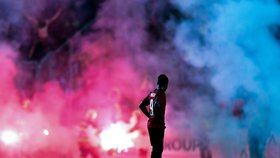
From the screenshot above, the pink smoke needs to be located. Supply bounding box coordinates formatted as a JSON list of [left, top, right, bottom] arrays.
[[0, 37, 152, 157], [0, 0, 181, 157]]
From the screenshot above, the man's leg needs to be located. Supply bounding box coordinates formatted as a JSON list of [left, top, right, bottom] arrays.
[[148, 128, 165, 158]]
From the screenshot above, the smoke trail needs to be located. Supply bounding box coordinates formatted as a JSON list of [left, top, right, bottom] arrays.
[[170, 0, 280, 156], [1, 0, 279, 157], [0, 44, 80, 157], [0, 44, 19, 105], [0, 0, 87, 157], [0, 1, 157, 156]]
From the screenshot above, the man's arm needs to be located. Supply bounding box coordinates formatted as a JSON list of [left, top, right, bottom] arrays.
[[47, 8, 62, 24], [24, 14, 38, 26], [139, 96, 150, 118]]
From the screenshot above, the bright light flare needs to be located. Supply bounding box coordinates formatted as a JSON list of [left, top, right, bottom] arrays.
[[43, 129, 49, 136], [0, 130, 20, 145], [99, 121, 140, 153]]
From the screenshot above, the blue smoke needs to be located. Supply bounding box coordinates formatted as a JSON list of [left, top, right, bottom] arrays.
[[170, 0, 280, 156]]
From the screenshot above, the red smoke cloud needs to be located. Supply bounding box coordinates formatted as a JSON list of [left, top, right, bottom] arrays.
[[0, 39, 152, 157]]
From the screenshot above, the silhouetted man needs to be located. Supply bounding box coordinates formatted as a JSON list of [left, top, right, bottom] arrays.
[[139, 74, 168, 158], [25, 8, 62, 58]]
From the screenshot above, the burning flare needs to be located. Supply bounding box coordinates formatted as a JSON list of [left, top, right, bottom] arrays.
[[99, 121, 140, 153], [0, 130, 20, 145]]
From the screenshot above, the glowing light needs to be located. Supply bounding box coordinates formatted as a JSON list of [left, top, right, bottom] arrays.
[[0, 130, 20, 145], [22, 99, 31, 109], [43, 129, 49, 136], [86, 109, 98, 120], [99, 121, 140, 153]]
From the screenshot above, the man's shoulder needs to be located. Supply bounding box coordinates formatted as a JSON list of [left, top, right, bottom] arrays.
[[152, 89, 165, 98]]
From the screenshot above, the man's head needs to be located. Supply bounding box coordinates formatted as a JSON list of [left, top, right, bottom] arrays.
[[157, 74, 168, 91]]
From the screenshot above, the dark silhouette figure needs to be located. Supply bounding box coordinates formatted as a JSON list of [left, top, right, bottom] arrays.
[[25, 8, 62, 59], [139, 74, 168, 158]]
